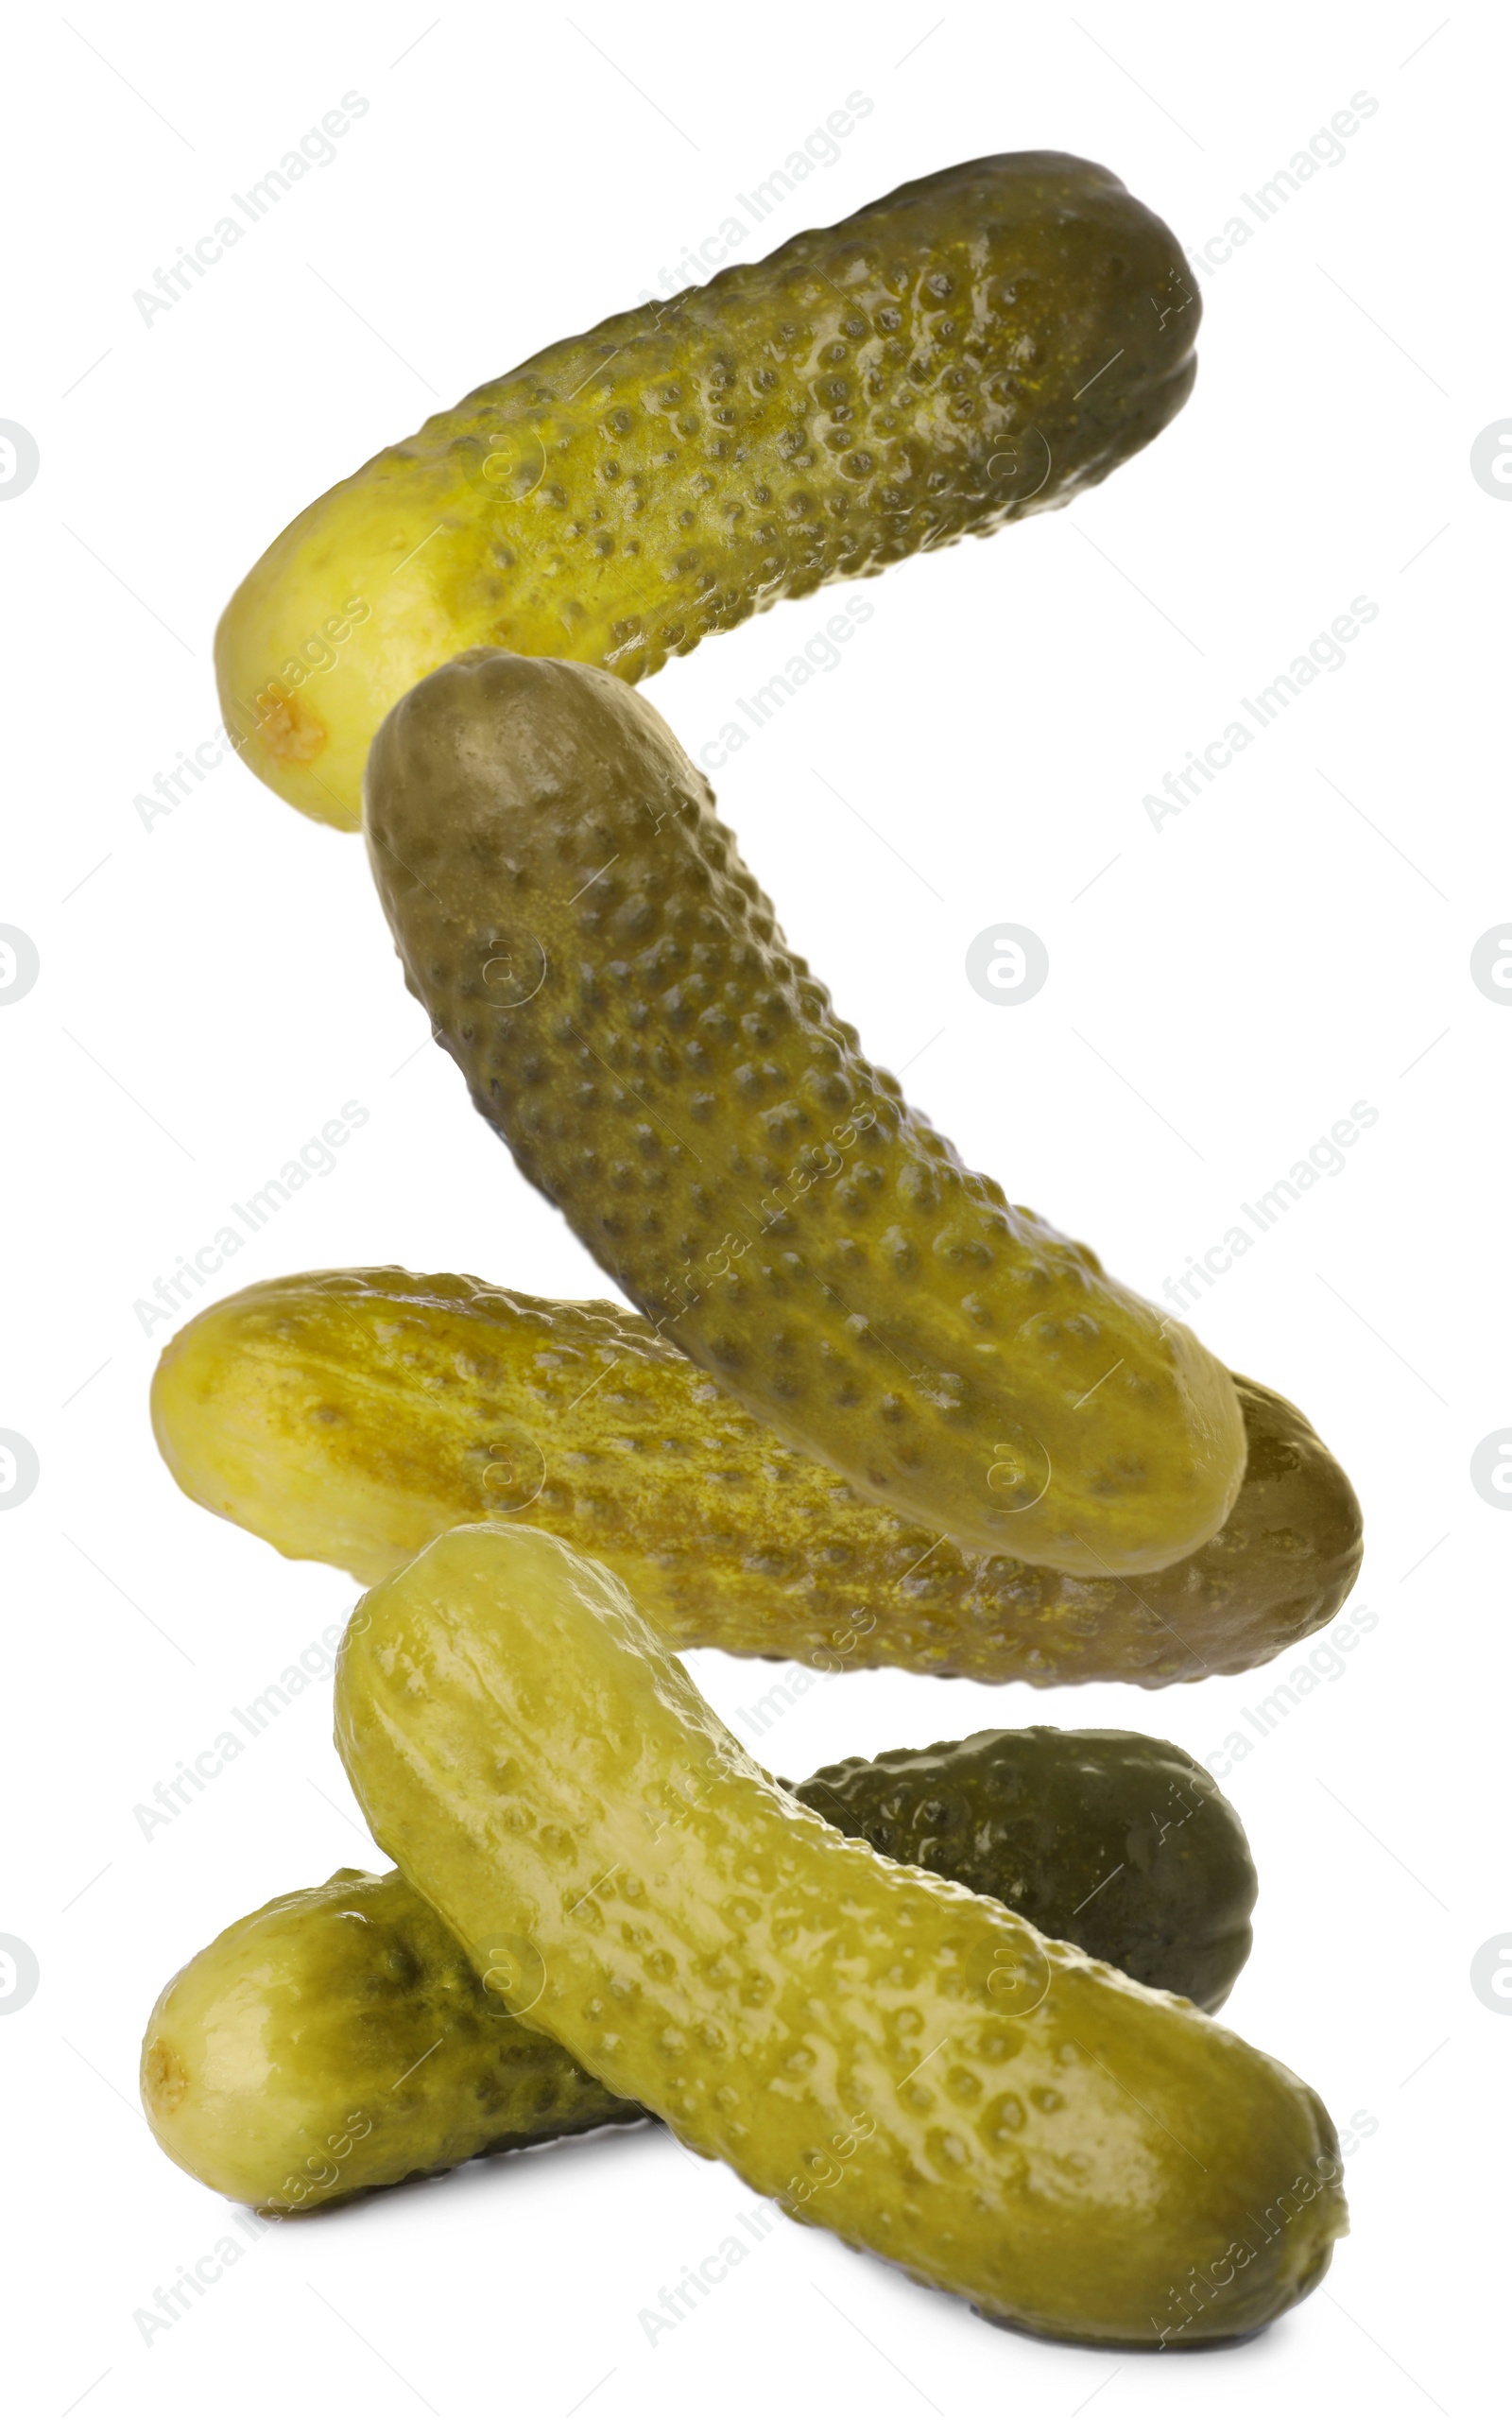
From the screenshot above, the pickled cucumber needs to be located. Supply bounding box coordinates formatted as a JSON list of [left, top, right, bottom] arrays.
[[335, 1523, 1346, 2344], [796, 1728, 1255, 2012], [367, 650, 1246, 1575], [151, 1267, 1362, 1686], [215, 151, 1199, 826], [141, 1724, 1254, 2210], [141, 1865, 644, 2211]]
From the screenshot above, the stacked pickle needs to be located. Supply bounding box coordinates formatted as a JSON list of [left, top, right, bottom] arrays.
[[144, 153, 1361, 2350]]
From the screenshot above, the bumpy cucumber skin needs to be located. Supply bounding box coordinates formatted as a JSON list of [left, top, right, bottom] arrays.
[[151, 1267, 1362, 1687], [335, 1524, 1345, 2346], [366, 650, 1246, 1575], [215, 151, 1199, 826], [796, 1727, 1256, 2012], [140, 1865, 644, 2211], [140, 1726, 1254, 2211]]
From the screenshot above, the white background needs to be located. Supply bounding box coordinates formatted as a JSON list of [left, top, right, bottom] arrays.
[[3, 3, 1504, 2426]]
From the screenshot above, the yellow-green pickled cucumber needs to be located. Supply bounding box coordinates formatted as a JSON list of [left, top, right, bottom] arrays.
[[141, 1865, 645, 2211], [215, 151, 1199, 826], [367, 651, 1246, 1576], [151, 1267, 1361, 1687], [139, 1725, 1255, 2210], [334, 1523, 1346, 2345]]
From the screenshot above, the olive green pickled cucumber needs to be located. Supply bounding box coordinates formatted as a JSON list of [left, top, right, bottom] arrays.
[[140, 1866, 645, 2211], [151, 1267, 1362, 1687], [140, 1725, 1255, 2211], [334, 1523, 1346, 2345], [367, 650, 1246, 1576], [796, 1728, 1256, 2012], [215, 151, 1199, 826]]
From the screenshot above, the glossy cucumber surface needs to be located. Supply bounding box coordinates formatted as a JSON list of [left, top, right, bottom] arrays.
[[141, 1866, 644, 2210], [334, 1523, 1346, 2345], [152, 1268, 1361, 1686], [215, 152, 1198, 825], [797, 1726, 1256, 2012], [367, 651, 1246, 1575], [141, 1724, 1255, 2209]]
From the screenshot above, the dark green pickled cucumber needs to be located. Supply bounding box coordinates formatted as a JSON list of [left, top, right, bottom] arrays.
[[142, 1727, 1255, 2210], [795, 1728, 1256, 2012], [215, 151, 1199, 825], [141, 1866, 645, 2210], [367, 651, 1247, 1576]]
